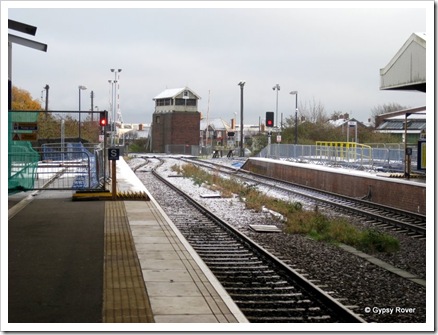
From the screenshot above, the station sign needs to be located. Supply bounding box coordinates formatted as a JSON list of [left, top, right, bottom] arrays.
[[108, 147, 120, 161], [417, 140, 426, 170], [12, 132, 38, 141], [13, 122, 38, 131]]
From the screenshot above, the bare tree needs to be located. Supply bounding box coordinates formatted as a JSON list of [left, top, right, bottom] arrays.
[[300, 98, 328, 124], [371, 102, 407, 125], [283, 98, 328, 128]]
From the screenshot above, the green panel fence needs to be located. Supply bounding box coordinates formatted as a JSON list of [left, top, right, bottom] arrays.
[[8, 111, 40, 193]]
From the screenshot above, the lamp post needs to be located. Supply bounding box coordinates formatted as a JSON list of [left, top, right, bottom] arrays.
[[43, 84, 49, 111], [238, 81, 245, 157], [108, 79, 117, 145], [78, 85, 87, 142], [404, 113, 411, 179], [290, 91, 298, 144], [272, 84, 280, 128], [110, 68, 122, 145], [90, 90, 94, 122]]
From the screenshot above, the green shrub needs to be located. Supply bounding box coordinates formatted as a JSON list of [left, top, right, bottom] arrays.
[[176, 162, 400, 254], [357, 228, 400, 253]]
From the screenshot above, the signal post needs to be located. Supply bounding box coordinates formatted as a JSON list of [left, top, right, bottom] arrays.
[[99, 111, 109, 191], [266, 111, 274, 157]]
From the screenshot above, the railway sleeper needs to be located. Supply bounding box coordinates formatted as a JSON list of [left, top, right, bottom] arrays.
[[213, 269, 275, 280], [217, 275, 282, 282], [185, 231, 234, 235], [239, 307, 333, 320], [224, 276, 293, 289], [208, 262, 269, 268], [235, 300, 316, 307], [196, 249, 253, 254], [208, 266, 270, 272], [199, 256, 258, 261], [185, 234, 237, 239], [241, 309, 332, 321], [230, 292, 303, 299], [200, 255, 256, 260], [216, 274, 284, 281], [233, 297, 313, 304], [189, 243, 244, 248], [191, 245, 246, 250], [225, 285, 297, 292], [240, 307, 306, 314], [245, 316, 306, 322], [187, 239, 239, 244], [183, 233, 234, 238], [205, 260, 264, 266], [220, 280, 289, 288]]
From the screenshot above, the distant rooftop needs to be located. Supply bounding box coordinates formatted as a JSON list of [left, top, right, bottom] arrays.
[[153, 87, 201, 100]]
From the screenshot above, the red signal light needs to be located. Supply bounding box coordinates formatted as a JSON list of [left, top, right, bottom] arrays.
[[99, 111, 108, 126], [266, 111, 274, 127]]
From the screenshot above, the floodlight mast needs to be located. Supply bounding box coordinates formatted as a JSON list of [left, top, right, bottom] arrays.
[[78, 85, 87, 142], [110, 69, 122, 145], [238, 81, 245, 157], [273, 84, 280, 128], [290, 91, 298, 144]]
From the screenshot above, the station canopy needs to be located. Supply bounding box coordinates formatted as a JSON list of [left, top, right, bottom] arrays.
[[379, 32, 426, 92]]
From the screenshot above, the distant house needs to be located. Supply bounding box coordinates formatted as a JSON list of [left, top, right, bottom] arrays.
[[120, 123, 150, 140], [327, 116, 369, 142], [328, 117, 367, 129], [375, 107, 426, 144], [150, 87, 201, 154], [200, 118, 234, 148]]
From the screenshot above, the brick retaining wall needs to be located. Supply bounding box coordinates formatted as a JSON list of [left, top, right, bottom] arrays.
[[243, 158, 426, 215]]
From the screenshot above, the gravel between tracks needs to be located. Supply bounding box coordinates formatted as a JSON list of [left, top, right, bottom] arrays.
[[129, 157, 427, 324]]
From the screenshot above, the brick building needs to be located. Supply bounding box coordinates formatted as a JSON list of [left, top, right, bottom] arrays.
[[151, 87, 201, 153]]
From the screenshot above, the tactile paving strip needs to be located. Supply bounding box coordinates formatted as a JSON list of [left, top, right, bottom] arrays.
[[102, 201, 155, 323]]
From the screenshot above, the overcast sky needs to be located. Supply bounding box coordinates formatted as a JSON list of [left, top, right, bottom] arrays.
[[4, 2, 431, 125]]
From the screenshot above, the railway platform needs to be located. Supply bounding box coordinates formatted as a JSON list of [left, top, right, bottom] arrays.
[[6, 157, 247, 331]]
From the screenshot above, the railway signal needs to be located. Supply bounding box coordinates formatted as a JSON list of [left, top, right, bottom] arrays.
[[99, 111, 108, 127], [266, 111, 274, 128]]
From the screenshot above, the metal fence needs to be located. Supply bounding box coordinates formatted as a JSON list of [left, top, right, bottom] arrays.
[[8, 141, 40, 191], [8, 142, 105, 192], [164, 144, 200, 156], [257, 143, 419, 171]]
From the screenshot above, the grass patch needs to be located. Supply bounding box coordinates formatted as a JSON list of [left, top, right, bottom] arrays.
[[173, 162, 399, 254]]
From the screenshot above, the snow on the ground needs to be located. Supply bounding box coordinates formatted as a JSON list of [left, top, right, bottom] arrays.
[[116, 157, 148, 193]]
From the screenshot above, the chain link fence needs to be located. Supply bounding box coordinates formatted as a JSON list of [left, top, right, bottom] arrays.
[[257, 143, 419, 172]]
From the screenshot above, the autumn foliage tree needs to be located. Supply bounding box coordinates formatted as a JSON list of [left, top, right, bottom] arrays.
[[11, 86, 42, 111], [11, 86, 100, 143]]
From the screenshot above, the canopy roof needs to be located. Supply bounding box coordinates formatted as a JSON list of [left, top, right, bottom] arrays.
[[380, 32, 426, 92]]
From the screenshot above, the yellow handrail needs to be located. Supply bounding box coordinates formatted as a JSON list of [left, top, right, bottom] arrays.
[[315, 141, 372, 163]]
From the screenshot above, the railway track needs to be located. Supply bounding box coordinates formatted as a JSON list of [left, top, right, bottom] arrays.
[[130, 156, 426, 323], [181, 158, 426, 238], [148, 162, 365, 323]]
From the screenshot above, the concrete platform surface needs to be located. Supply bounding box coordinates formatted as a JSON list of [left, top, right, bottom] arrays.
[[5, 157, 247, 332]]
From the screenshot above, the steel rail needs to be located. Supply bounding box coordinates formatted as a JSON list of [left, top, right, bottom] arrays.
[[150, 164, 365, 323], [181, 158, 426, 237]]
